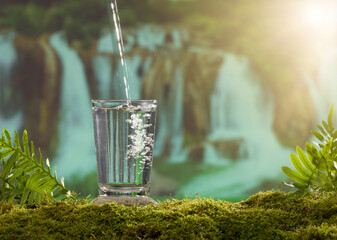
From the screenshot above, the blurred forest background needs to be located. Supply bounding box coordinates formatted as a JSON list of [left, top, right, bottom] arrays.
[[1, 0, 337, 201]]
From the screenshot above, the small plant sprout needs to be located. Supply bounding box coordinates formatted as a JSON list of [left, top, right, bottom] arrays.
[[282, 105, 337, 193], [0, 128, 75, 204]]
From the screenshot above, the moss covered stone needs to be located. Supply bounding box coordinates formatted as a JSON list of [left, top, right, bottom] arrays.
[[1, 191, 337, 239]]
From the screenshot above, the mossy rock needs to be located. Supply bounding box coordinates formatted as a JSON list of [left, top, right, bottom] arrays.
[[1, 191, 337, 239]]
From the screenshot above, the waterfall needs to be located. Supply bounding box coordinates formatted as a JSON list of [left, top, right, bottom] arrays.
[[169, 67, 186, 163], [93, 55, 113, 99], [136, 25, 166, 51], [154, 94, 169, 156], [49, 32, 96, 179], [178, 53, 291, 198], [97, 32, 115, 53], [207, 53, 274, 162], [0, 31, 23, 134], [125, 54, 142, 99]]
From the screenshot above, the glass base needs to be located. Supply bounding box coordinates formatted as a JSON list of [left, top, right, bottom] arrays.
[[98, 184, 149, 196], [92, 195, 158, 206]]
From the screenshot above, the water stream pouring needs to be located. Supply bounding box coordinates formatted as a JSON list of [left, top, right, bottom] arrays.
[[92, 1, 158, 206], [106, 0, 130, 101]]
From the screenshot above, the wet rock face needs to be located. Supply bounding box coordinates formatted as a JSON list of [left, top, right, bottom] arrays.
[[188, 139, 246, 163], [273, 85, 314, 148], [211, 139, 246, 161], [0, 34, 20, 118], [141, 49, 224, 153], [188, 144, 204, 163], [182, 52, 223, 140], [13, 35, 62, 156]]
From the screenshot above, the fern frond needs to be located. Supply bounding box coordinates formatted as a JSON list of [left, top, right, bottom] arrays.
[[0, 128, 76, 204], [283, 105, 337, 193], [314, 105, 337, 152]]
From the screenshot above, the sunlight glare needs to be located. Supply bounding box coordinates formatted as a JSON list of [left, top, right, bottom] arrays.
[[302, 4, 326, 28]]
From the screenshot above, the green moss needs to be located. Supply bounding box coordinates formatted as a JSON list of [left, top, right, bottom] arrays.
[[2, 191, 337, 239]]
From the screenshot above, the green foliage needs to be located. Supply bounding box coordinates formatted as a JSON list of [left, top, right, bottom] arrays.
[[282, 105, 337, 193], [0, 128, 75, 204], [2, 191, 337, 239]]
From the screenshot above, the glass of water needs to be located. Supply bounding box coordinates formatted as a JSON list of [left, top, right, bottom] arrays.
[[92, 100, 157, 197]]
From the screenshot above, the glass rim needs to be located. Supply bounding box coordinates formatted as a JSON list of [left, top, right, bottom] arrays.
[[91, 99, 157, 103]]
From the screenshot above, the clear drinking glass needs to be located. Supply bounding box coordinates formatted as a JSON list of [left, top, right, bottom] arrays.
[[92, 100, 157, 196]]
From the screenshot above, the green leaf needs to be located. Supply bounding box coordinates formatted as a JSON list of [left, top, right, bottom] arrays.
[[23, 164, 38, 174], [53, 188, 69, 199], [328, 105, 334, 132], [21, 189, 30, 204], [1, 133, 6, 144], [322, 138, 333, 159], [313, 131, 325, 142], [293, 182, 309, 190], [18, 159, 33, 170], [7, 189, 23, 202], [14, 131, 20, 150], [22, 130, 30, 157], [307, 144, 322, 168], [4, 129, 12, 147], [37, 178, 57, 192], [26, 170, 43, 188], [322, 120, 331, 135], [10, 168, 24, 179], [39, 149, 47, 172], [0, 149, 15, 160], [282, 166, 309, 184], [298, 146, 316, 173], [332, 140, 337, 148], [332, 131, 337, 139], [28, 191, 38, 204], [290, 153, 312, 178], [0, 150, 19, 179], [317, 124, 327, 137]]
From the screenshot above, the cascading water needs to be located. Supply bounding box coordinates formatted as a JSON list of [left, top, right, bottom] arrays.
[[169, 67, 186, 163], [208, 54, 273, 152], [0, 31, 23, 134], [97, 31, 116, 53], [178, 53, 291, 198], [93, 55, 113, 99], [136, 25, 166, 51], [49, 32, 96, 178]]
